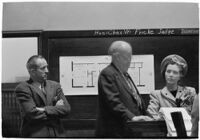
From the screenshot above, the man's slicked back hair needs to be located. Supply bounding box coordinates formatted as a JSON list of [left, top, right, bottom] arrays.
[[26, 55, 45, 71]]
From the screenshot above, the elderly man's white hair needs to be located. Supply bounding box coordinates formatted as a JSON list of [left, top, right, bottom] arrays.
[[108, 41, 132, 55]]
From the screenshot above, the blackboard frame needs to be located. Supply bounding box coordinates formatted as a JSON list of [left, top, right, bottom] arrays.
[[41, 28, 199, 93]]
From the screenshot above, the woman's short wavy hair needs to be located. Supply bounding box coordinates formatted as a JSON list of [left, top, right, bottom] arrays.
[[160, 54, 188, 79]]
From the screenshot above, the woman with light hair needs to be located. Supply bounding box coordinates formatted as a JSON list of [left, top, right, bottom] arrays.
[[147, 54, 196, 120]]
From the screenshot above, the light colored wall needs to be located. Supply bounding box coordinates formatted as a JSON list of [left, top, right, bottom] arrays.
[[3, 2, 199, 31], [2, 38, 38, 83]]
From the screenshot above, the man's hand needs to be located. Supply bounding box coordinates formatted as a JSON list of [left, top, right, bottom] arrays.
[[56, 99, 64, 106], [36, 107, 45, 112], [132, 115, 153, 121]]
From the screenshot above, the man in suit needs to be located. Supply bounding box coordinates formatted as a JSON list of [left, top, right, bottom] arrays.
[[15, 55, 71, 137], [191, 94, 199, 137], [96, 41, 152, 138]]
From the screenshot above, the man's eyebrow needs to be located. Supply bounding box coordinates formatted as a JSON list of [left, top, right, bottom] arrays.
[[39, 65, 48, 69]]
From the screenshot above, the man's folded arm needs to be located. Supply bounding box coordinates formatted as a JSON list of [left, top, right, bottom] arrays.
[[15, 86, 47, 120], [44, 84, 71, 117]]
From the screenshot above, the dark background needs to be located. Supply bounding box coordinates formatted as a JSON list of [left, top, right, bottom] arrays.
[[2, 29, 199, 137], [47, 36, 199, 91]]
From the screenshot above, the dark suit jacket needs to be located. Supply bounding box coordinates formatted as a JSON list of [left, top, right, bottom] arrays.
[[15, 79, 71, 138], [191, 94, 199, 137], [96, 63, 147, 138]]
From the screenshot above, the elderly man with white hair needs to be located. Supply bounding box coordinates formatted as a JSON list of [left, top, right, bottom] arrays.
[[96, 41, 152, 138]]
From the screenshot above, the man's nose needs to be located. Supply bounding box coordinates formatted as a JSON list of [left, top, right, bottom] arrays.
[[45, 67, 49, 73], [169, 72, 173, 76]]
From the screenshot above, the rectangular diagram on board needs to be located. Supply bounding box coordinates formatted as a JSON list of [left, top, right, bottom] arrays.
[[60, 55, 154, 95]]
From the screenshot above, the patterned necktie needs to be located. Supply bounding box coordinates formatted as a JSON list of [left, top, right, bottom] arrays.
[[124, 73, 142, 108]]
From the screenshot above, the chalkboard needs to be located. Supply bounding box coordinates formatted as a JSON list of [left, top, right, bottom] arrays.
[[41, 28, 199, 93]]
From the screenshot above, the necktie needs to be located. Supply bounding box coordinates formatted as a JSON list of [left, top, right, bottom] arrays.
[[41, 84, 46, 97], [124, 73, 142, 108]]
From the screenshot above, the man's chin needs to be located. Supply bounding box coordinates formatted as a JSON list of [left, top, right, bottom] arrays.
[[41, 78, 47, 83], [43, 78, 47, 81], [43, 76, 48, 80]]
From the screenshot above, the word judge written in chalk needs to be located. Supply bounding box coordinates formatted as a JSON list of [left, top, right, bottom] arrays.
[[94, 29, 176, 36]]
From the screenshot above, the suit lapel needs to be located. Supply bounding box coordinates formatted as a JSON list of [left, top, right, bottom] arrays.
[[114, 71, 134, 98], [161, 87, 176, 105], [111, 64, 140, 101], [119, 74, 133, 95], [111, 64, 133, 95], [111, 64, 144, 110], [30, 83, 47, 105], [176, 86, 184, 99], [127, 74, 139, 94], [127, 74, 144, 109]]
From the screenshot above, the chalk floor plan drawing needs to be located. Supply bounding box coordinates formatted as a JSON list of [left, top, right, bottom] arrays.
[[60, 55, 154, 95]]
